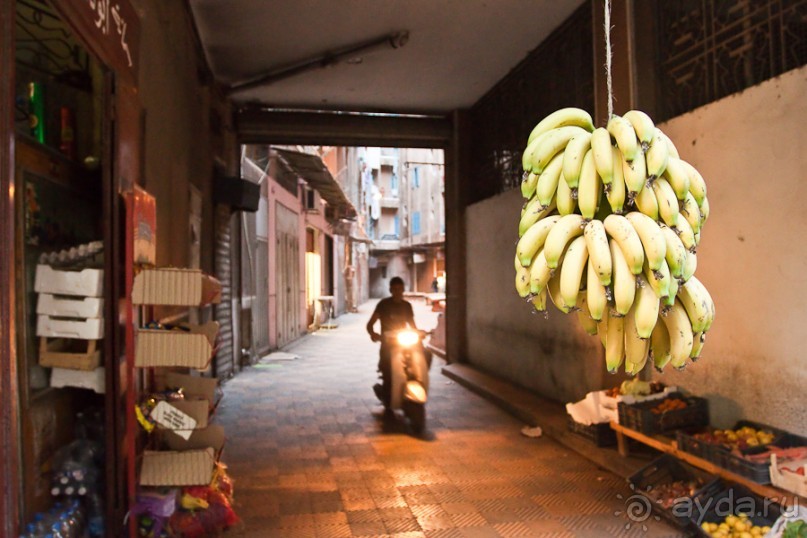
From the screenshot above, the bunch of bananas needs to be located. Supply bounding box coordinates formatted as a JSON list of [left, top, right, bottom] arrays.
[[514, 107, 715, 375]]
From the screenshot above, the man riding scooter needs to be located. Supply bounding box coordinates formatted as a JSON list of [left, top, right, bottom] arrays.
[[366, 277, 431, 430]]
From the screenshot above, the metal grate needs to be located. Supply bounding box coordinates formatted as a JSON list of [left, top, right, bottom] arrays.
[[468, 2, 594, 204], [656, 0, 807, 121]]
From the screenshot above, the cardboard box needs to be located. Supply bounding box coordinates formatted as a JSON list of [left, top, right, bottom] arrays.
[[37, 294, 104, 319], [37, 315, 104, 340], [139, 425, 225, 486], [34, 265, 103, 297], [135, 321, 219, 369], [132, 268, 222, 306], [158, 400, 209, 431], [49, 366, 105, 393], [154, 371, 218, 412], [39, 338, 101, 370]]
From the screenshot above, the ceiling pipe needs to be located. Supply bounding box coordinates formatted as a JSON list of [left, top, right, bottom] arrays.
[[226, 31, 410, 95]]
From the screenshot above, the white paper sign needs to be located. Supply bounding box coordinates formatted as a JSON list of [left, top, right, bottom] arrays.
[[150, 401, 197, 440]]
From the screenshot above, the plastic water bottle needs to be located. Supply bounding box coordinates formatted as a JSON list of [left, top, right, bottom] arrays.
[[48, 522, 64, 538], [32, 513, 49, 535], [18, 523, 38, 538]]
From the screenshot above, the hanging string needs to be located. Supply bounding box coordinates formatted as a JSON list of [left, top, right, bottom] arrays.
[[604, 0, 614, 119]]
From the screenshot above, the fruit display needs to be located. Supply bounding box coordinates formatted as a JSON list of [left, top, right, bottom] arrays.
[[700, 513, 770, 537], [650, 479, 704, 509], [783, 520, 807, 538], [514, 107, 715, 375], [651, 398, 687, 414], [694, 425, 777, 452], [605, 379, 665, 398]]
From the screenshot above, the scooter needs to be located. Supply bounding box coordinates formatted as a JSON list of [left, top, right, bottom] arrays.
[[375, 328, 432, 433]]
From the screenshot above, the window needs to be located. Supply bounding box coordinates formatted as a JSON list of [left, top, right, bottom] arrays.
[[413, 167, 420, 188], [394, 215, 400, 237], [391, 173, 398, 197], [412, 212, 421, 235]]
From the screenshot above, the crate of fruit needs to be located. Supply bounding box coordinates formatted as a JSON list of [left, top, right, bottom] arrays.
[[691, 484, 782, 536], [566, 416, 617, 447], [677, 421, 795, 484], [618, 392, 709, 435], [628, 454, 721, 529], [600, 380, 676, 409]]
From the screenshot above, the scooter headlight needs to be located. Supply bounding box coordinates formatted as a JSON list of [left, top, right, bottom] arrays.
[[396, 330, 419, 347]]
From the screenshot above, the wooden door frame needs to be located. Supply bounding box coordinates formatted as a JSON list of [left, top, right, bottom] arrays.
[[0, 0, 20, 534]]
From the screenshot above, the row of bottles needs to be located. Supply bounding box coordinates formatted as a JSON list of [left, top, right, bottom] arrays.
[[18, 498, 96, 538], [24, 82, 76, 160]]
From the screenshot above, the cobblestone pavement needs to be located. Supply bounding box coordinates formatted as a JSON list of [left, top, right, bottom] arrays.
[[220, 299, 684, 537]]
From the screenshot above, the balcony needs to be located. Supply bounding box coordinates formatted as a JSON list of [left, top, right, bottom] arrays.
[[380, 196, 399, 209], [371, 234, 401, 251]]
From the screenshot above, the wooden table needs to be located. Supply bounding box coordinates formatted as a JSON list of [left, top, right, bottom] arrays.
[[610, 421, 805, 508]]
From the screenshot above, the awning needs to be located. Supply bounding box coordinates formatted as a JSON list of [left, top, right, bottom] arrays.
[[273, 148, 357, 220]]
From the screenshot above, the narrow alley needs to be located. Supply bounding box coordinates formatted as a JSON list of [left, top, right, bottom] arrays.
[[220, 299, 683, 538]]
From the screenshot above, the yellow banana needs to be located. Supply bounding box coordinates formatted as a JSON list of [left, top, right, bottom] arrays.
[[663, 273, 678, 309], [625, 212, 667, 272], [662, 300, 694, 369], [634, 274, 661, 339], [643, 257, 671, 299], [604, 313, 625, 373], [576, 292, 599, 336], [527, 107, 595, 145], [607, 115, 640, 162], [681, 191, 702, 235], [622, 147, 648, 197], [677, 276, 715, 333], [624, 300, 650, 376], [660, 130, 680, 159], [690, 332, 706, 360], [535, 153, 564, 207], [633, 179, 659, 221], [562, 132, 593, 191], [583, 220, 612, 286], [604, 214, 645, 275], [652, 177, 680, 228], [610, 238, 636, 316], [699, 196, 710, 227], [530, 287, 548, 313], [674, 216, 696, 252], [606, 146, 626, 214], [547, 270, 573, 313], [515, 253, 522, 272], [680, 159, 707, 206], [559, 236, 589, 307], [645, 128, 669, 179], [659, 223, 687, 279], [623, 110, 656, 147], [662, 157, 691, 201], [516, 264, 531, 297], [529, 248, 554, 295], [518, 197, 557, 236], [591, 127, 614, 185], [522, 172, 539, 199], [682, 250, 697, 283], [522, 134, 544, 171], [517, 215, 562, 266], [544, 214, 585, 269], [651, 320, 672, 372], [577, 150, 601, 220], [597, 309, 609, 348], [557, 171, 577, 216], [586, 258, 608, 321], [530, 126, 589, 174]]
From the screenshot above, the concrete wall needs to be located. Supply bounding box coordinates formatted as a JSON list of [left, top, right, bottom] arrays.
[[465, 189, 609, 403], [651, 65, 807, 435], [463, 65, 807, 434], [370, 253, 410, 298], [137, 0, 230, 272]]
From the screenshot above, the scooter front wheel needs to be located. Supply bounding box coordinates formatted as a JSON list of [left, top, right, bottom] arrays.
[[403, 400, 426, 434]]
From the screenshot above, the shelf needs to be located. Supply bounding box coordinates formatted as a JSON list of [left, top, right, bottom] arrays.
[[610, 421, 806, 508]]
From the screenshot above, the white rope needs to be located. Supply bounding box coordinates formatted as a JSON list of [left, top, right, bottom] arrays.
[[604, 0, 614, 119]]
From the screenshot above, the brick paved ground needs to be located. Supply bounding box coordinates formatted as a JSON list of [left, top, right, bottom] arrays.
[[220, 299, 684, 537]]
